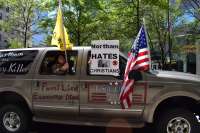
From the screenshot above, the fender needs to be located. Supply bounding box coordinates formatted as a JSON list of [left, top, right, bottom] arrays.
[[143, 88, 200, 123], [0, 87, 32, 112]]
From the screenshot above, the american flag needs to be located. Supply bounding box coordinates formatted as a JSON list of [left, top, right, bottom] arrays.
[[120, 25, 150, 109], [91, 92, 107, 103]]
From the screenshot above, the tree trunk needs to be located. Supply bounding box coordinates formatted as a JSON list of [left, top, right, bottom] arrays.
[[157, 29, 166, 69], [77, 27, 80, 46], [160, 45, 166, 69], [136, 0, 140, 32], [167, 0, 172, 70], [23, 17, 29, 48], [77, 8, 81, 46], [24, 29, 27, 48]]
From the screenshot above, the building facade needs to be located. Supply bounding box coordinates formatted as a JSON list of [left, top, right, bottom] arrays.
[[181, 0, 200, 75], [0, 6, 9, 49], [197, 43, 200, 75]]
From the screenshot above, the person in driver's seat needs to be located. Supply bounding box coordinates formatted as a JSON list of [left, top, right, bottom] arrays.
[[52, 54, 69, 75]]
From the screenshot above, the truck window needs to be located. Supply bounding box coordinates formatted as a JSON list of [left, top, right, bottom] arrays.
[[40, 50, 78, 75], [0, 50, 38, 74], [87, 51, 126, 79]]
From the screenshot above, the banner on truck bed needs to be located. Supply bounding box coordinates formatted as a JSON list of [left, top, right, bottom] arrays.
[[90, 40, 119, 76]]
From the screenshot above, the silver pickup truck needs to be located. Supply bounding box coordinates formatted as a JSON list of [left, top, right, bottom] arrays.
[[0, 47, 199, 133]]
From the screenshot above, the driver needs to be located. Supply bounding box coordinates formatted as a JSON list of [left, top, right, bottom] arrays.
[[52, 54, 69, 75]]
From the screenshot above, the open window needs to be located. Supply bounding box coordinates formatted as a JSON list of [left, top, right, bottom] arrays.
[[40, 50, 78, 75]]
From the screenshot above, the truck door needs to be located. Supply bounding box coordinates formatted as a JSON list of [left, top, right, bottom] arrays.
[[32, 49, 82, 120], [80, 50, 147, 123]]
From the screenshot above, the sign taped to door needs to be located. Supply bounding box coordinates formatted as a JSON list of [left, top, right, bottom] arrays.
[[90, 40, 119, 76]]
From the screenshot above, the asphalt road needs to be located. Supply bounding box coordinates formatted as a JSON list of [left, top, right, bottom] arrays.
[[30, 123, 152, 133]]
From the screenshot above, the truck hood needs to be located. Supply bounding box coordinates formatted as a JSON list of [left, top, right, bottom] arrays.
[[152, 70, 200, 83]]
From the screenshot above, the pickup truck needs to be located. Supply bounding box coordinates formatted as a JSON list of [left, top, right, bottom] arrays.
[[0, 47, 199, 133]]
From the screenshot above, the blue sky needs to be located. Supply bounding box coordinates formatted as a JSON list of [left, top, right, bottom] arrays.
[[32, 34, 46, 45], [182, 14, 195, 23], [32, 10, 56, 45]]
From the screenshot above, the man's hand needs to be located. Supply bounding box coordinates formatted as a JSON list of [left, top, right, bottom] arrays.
[[61, 62, 69, 71]]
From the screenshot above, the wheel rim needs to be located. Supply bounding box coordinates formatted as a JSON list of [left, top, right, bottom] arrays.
[[3, 112, 21, 132], [167, 117, 191, 133]]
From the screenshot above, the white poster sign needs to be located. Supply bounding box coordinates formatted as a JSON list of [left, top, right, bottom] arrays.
[[90, 40, 119, 76]]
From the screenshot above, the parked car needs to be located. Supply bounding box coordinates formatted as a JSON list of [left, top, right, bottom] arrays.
[[0, 47, 199, 133]]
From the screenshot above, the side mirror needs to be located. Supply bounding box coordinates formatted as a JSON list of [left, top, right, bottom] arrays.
[[128, 70, 142, 81]]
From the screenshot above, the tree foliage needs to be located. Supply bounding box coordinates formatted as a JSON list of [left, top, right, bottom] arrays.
[[1, 0, 193, 70], [143, 0, 183, 68], [38, 0, 169, 52], [182, 0, 200, 21], [1, 0, 43, 48]]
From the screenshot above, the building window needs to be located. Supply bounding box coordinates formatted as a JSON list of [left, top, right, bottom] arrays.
[[6, 7, 9, 13], [0, 13, 2, 20]]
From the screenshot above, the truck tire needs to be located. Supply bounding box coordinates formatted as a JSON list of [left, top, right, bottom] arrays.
[[155, 108, 199, 133], [0, 104, 30, 133]]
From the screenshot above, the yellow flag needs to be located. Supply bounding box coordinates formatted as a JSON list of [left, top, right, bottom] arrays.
[[51, 7, 73, 50]]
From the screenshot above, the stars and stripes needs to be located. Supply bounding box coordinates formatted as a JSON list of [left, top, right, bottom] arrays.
[[91, 92, 107, 103], [120, 25, 150, 109]]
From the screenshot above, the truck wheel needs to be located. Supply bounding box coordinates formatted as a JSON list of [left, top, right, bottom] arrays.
[[0, 104, 30, 133], [156, 108, 199, 133]]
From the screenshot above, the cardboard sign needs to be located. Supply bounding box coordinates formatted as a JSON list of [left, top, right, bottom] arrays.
[[90, 40, 119, 76]]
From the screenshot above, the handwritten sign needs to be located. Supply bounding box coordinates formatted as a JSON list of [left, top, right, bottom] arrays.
[[33, 81, 79, 103], [90, 40, 119, 76]]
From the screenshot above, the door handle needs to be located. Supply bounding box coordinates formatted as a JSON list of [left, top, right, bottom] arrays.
[[109, 82, 119, 86], [109, 82, 113, 86], [114, 81, 119, 86]]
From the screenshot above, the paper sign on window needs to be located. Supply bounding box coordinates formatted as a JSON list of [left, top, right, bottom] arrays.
[[90, 40, 119, 76]]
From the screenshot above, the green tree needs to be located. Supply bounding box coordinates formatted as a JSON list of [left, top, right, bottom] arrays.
[[39, 0, 101, 46], [1, 0, 42, 48], [39, 0, 177, 55], [144, 0, 183, 69], [182, 0, 200, 21], [8, 38, 23, 49], [39, 0, 153, 51]]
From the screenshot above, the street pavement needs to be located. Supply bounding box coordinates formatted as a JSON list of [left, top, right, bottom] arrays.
[[30, 123, 152, 133]]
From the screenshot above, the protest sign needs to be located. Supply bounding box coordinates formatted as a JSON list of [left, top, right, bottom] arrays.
[[90, 40, 119, 76]]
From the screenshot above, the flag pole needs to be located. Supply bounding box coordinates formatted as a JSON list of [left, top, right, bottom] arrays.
[[143, 18, 152, 71], [58, 0, 68, 61]]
